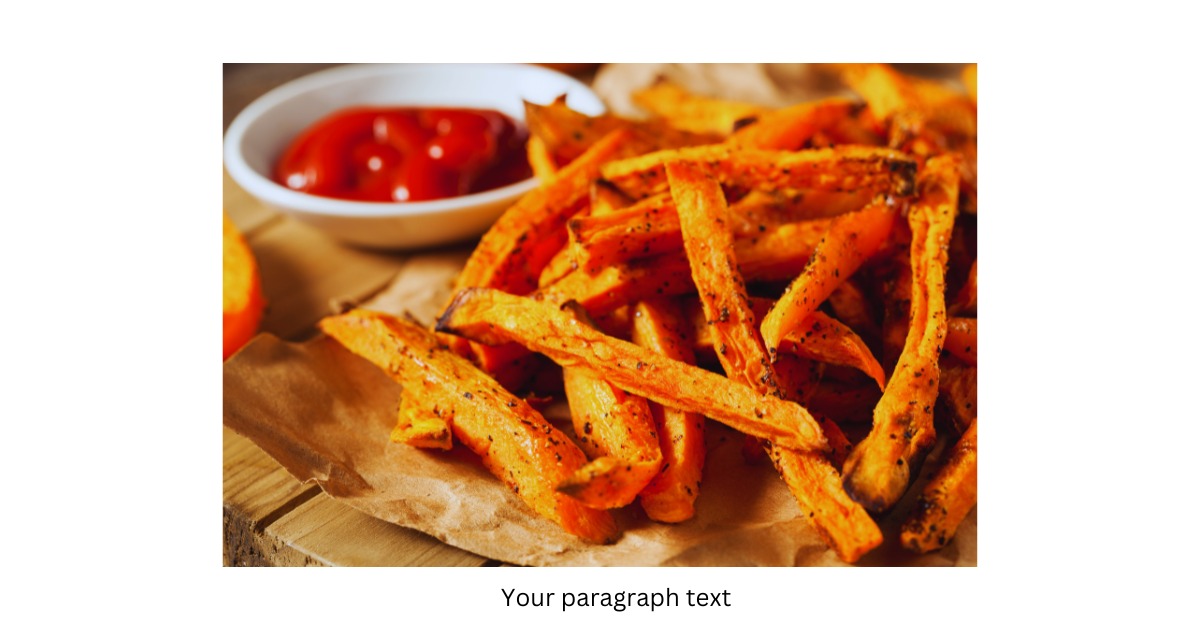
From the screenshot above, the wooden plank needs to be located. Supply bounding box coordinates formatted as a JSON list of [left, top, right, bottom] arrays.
[[268, 494, 490, 567], [247, 218, 410, 341]]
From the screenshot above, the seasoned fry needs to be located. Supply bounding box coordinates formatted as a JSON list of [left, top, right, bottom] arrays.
[[944, 317, 977, 365], [949, 259, 977, 316], [938, 355, 977, 436], [842, 154, 961, 512], [961, 64, 977, 104], [538, 218, 833, 317], [667, 159, 782, 398], [392, 379, 454, 450], [900, 419, 977, 553], [320, 309, 618, 543], [525, 98, 719, 166], [538, 245, 577, 288], [827, 278, 880, 339], [729, 97, 857, 150], [527, 135, 558, 180], [600, 144, 917, 201], [630, 298, 707, 523], [633, 80, 771, 136], [590, 178, 634, 216], [436, 288, 831, 453], [760, 195, 898, 361]]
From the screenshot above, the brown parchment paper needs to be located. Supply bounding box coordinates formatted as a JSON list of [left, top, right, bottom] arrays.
[[223, 250, 976, 566]]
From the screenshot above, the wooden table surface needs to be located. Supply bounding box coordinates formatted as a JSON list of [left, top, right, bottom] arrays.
[[222, 64, 500, 566]]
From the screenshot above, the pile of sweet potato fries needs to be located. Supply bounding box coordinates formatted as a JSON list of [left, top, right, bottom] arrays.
[[319, 63, 978, 563]]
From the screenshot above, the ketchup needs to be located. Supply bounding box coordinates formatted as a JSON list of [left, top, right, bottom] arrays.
[[274, 107, 532, 202]]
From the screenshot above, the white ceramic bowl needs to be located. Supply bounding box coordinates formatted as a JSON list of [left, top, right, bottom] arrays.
[[224, 64, 606, 249]]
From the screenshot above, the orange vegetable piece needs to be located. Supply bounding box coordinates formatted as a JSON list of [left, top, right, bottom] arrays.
[[526, 135, 558, 181], [319, 309, 618, 543], [436, 288, 830, 453], [632, 80, 771, 136], [900, 418, 977, 553], [842, 154, 961, 513], [760, 195, 897, 362], [630, 298, 707, 523], [222, 212, 265, 360], [949, 259, 977, 316], [944, 317, 977, 365], [728, 97, 857, 150]]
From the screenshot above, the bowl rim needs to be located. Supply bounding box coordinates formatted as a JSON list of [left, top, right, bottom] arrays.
[[223, 63, 603, 218]]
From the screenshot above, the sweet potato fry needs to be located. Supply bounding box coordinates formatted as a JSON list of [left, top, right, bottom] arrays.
[[667, 159, 782, 399], [319, 309, 618, 543], [900, 418, 977, 553], [559, 366, 662, 508], [729, 97, 857, 151], [455, 128, 638, 296], [392, 379, 454, 450], [633, 80, 771, 136], [842, 154, 961, 513], [827, 277, 880, 339], [537, 245, 577, 288], [436, 288, 831, 453], [808, 381, 882, 424], [630, 298, 707, 523], [600, 144, 917, 201], [590, 178, 634, 216], [527, 134, 558, 180], [949, 259, 977, 316], [525, 98, 719, 166], [944, 317, 977, 365], [557, 303, 662, 509], [686, 298, 885, 391], [537, 218, 833, 317], [938, 354, 977, 436], [760, 195, 897, 362]]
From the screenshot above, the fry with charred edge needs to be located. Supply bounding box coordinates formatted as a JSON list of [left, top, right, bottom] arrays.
[[632, 80, 771, 136], [600, 145, 917, 201], [557, 303, 662, 510], [667, 159, 782, 399], [538, 246, 577, 288], [527, 135, 558, 181], [827, 278, 880, 338], [630, 298, 706, 523], [686, 298, 885, 392], [761, 195, 897, 362], [944, 317, 977, 365], [961, 64, 977, 104], [729, 98, 857, 151], [900, 419, 977, 553], [938, 355, 977, 436], [949, 259, 977, 316], [842, 154, 961, 513], [392, 379, 454, 450], [538, 219, 833, 317], [455, 128, 637, 297], [319, 309, 618, 543], [436, 288, 830, 453]]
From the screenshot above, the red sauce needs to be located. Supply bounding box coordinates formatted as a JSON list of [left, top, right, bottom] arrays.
[[274, 107, 531, 202]]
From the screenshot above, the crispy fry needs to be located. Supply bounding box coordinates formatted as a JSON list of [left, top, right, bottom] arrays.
[[436, 288, 830, 453], [525, 98, 719, 166], [392, 379, 454, 450], [938, 355, 977, 436], [761, 195, 897, 361], [590, 178, 634, 216], [944, 317, 977, 365], [319, 309, 618, 543], [839, 63, 977, 139], [686, 298, 885, 391], [538, 245, 577, 288], [900, 419, 977, 553], [961, 64, 977, 104], [949, 259, 977, 316], [538, 218, 833, 317], [667, 159, 782, 399], [527, 134, 558, 181], [842, 154, 961, 512], [557, 303, 662, 509], [729, 98, 857, 150], [600, 144, 917, 201], [827, 277, 880, 339], [633, 80, 771, 136], [630, 298, 707, 523]]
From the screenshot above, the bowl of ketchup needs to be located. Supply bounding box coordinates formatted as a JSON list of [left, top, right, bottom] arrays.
[[224, 64, 605, 249]]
